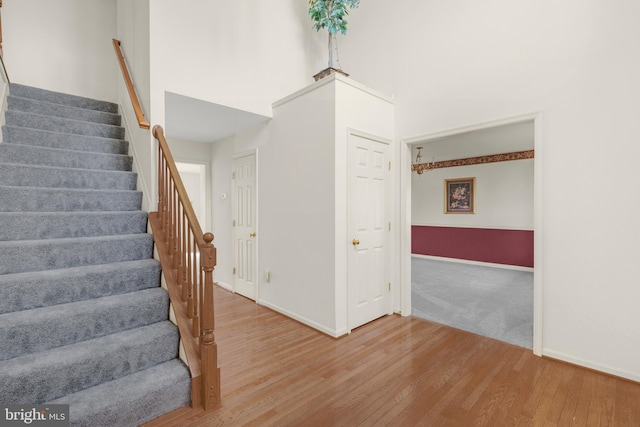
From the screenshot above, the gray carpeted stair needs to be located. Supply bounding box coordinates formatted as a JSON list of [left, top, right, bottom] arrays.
[[0, 234, 154, 275], [6, 110, 125, 140], [0, 142, 132, 170], [0, 211, 148, 241], [0, 83, 190, 426], [0, 322, 179, 404], [2, 125, 129, 154], [0, 185, 143, 212], [8, 95, 122, 126], [0, 259, 160, 314], [0, 163, 137, 189]]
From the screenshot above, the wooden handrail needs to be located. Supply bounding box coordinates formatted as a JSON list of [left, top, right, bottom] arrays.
[[0, 0, 4, 58], [148, 125, 220, 410], [112, 39, 149, 129], [0, 0, 7, 82]]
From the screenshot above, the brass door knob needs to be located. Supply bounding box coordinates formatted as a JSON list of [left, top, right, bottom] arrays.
[[249, 232, 256, 237], [352, 238, 360, 246]]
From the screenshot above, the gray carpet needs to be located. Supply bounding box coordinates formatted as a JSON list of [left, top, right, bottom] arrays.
[[0, 83, 191, 426], [412, 256, 533, 349]]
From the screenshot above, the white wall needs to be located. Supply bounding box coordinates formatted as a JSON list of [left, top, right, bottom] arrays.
[[116, 0, 150, 115], [145, 0, 327, 234], [116, 0, 154, 211], [3, 0, 117, 101], [341, 0, 640, 380], [210, 136, 234, 289], [12, 0, 638, 382], [258, 81, 338, 334], [148, 0, 326, 119], [255, 76, 395, 336], [412, 160, 534, 230]]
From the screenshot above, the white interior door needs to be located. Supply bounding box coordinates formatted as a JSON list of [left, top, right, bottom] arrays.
[[233, 153, 257, 300], [348, 133, 392, 330]]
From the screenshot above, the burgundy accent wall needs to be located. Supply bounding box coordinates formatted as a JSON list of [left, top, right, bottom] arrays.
[[412, 226, 534, 268]]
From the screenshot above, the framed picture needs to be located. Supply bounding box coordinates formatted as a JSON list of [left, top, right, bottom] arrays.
[[444, 177, 475, 214]]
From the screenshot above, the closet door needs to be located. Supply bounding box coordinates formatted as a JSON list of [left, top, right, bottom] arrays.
[[348, 133, 392, 330]]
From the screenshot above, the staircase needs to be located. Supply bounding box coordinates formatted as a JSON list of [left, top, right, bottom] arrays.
[[0, 83, 191, 426]]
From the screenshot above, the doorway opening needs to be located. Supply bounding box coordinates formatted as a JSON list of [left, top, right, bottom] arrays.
[[402, 113, 543, 353], [175, 162, 207, 228]]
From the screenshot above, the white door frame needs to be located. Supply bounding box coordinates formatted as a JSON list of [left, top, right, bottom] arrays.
[[400, 112, 544, 356], [232, 150, 258, 301]]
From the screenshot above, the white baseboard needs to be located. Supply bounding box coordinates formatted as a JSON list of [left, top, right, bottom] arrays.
[[412, 254, 534, 272], [543, 348, 640, 383], [0, 81, 9, 142], [215, 281, 233, 292], [257, 298, 347, 338]]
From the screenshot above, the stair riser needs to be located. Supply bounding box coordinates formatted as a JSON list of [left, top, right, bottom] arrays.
[[2, 126, 128, 155], [0, 186, 142, 212], [0, 143, 132, 171], [0, 288, 169, 362], [0, 259, 160, 315], [8, 96, 121, 126], [0, 163, 137, 190], [9, 83, 118, 114], [0, 234, 154, 275], [50, 360, 191, 427], [0, 322, 178, 404], [0, 211, 148, 242], [6, 111, 125, 140]]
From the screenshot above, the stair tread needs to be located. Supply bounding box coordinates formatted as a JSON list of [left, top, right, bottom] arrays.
[[0, 231, 153, 245], [0, 162, 136, 190], [0, 184, 139, 192], [0, 143, 132, 171], [0, 161, 135, 175], [2, 125, 128, 155], [0, 210, 145, 216], [50, 359, 190, 427], [0, 210, 148, 241], [0, 321, 178, 404], [0, 185, 143, 213], [0, 287, 170, 362], [0, 258, 159, 284], [8, 95, 121, 126], [5, 110, 125, 140], [0, 259, 160, 314], [0, 141, 130, 159], [0, 233, 154, 275], [9, 83, 118, 114]]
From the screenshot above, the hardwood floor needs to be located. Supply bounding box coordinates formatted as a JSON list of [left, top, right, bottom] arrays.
[[145, 286, 640, 426]]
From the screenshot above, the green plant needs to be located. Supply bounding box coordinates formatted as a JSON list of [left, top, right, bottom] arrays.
[[309, 0, 361, 69]]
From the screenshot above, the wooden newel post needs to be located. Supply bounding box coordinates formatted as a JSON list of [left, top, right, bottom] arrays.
[[200, 232, 220, 409]]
